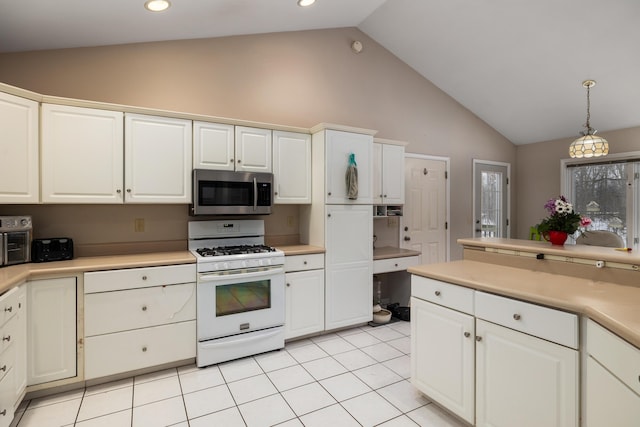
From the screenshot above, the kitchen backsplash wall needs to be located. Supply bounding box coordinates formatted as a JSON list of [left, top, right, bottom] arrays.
[[0, 204, 301, 256]]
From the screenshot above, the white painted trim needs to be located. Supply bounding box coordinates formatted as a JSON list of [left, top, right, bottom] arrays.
[[405, 152, 451, 262]]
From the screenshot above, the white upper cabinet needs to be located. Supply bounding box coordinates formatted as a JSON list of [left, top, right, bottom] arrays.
[[124, 113, 192, 203], [235, 126, 272, 172], [273, 131, 311, 204], [41, 104, 124, 203], [0, 92, 39, 204], [193, 122, 235, 171], [378, 143, 405, 204], [324, 130, 373, 204]]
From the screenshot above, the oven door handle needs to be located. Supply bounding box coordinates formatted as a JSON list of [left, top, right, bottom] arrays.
[[198, 265, 284, 282]]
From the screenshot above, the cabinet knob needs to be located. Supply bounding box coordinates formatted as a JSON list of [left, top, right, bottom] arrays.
[[126, 189, 132, 193], [237, 159, 241, 163], [0, 365, 6, 372], [117, 189, 122, 194], [286, 283, 290, 287], [434, 290, 441, 296], [464, 332, 471, 338], [0, 409, 5, 416], [513, 314, 521, 320], [475, 336, 482, 342], [383, 194, 387, 198], [230, 158, 234, 163], [303, 261, 307, 265], [142, 305, 148, 311], [2, 335, 10, 342], [394, 263, 398, 267], [327, 213, 331, 218], [327, 192, 332, 196], [142, 276, 147, 281], [274, 192, 278, 195], [142, 346, 147, 352], [404, 236, 411, 241], [4, 306, 11, 313]]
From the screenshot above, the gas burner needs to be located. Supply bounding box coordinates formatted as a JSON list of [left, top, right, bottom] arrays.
[[196, 244, 276, 257]]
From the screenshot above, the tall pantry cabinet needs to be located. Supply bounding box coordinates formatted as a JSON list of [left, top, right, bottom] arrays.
[[302, 126, 375, 330]]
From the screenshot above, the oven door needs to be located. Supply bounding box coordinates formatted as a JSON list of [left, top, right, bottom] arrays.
[[197, 264, 284, 341]]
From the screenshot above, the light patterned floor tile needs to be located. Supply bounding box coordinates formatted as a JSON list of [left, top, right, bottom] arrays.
[[227, 373, 278, 404], [313, 336, 357, 355], [332, 348, 378, 371], [133, 375, 182, 407], [365, 326, 404, 342], [377, 414, 421, 426], [183, 384, 235, 419], [254, 349, 298, 372], [77, 385, 133, 422], [238, 394, 296, 427], [377, 380, 429, 413], [74, 409, 131, 427], [383, 355, 412, 379], [18, 398, 82, 427], [281, 382, 336, 416], [134, 367, 177, 385], [361, 342, 404, 362], [132, 396, 187, 427], [341, 331, 383, 348], [299, 403, 361, 427], [302, 356, 348, 380], [319, 372, 371, 401], [178, 365, 225, 394], [286, 342, 329, 363], [85, 378, 133, 396], [27, 388, 84, 409], [353, 363, 403, 389], [218, 357, 264, 383], [406, 403, 467, 427], [267, 364, 316, 391], [387, 336, 412, 354], [189, 407, 246, 427], [342, 391, 403, 427], [388, 321, 412, 336]]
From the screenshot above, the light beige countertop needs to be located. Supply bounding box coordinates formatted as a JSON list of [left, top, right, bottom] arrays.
[[409, 242, 640, 349], [0, 251, 195, 293], [374, 246, 421, 261], [276, 245, 325, 256]]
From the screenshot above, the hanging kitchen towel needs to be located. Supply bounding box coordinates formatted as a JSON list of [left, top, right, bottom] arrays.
[[346, 153, 358, 200]]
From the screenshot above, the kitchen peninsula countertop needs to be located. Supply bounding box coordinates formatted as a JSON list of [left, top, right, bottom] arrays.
[[409, 237, 640, 348], [0, 251, 195, 293]]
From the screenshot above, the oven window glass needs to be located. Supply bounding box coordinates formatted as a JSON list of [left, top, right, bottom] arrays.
[[216, 279, 271, 316], [5, 232, 29, 264], [200, 181, 253, 206]]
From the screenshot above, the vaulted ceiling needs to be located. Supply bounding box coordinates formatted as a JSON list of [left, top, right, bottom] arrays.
[[1, 0, 638, 145]]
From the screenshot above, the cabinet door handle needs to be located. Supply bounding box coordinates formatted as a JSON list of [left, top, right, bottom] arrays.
[[142, 305, 148, 311], [0, 409, 5, 416], [142, 276, 148, 281], [0, 365, 6, 372], [434, 290, 441, 296], [2, 335, 10, 342], [513, 314, 521, 320], [464, 332, 470, 338], [4, 306, 11, 313], [475, 336, 482, 342]]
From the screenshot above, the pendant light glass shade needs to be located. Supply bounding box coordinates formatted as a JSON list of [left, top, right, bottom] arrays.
[[568, 134, 609, 158], [569, 80, 608, 159]]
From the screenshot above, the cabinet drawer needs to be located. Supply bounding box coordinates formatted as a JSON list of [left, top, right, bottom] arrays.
[[85, 283, 196, 336], [475, 291, 578, 349], [373, 256, 419, 274], [0, 368, 14, 427], [0, 318, 16, 356], [0, 344, 14, 383], [284, 253, 324, 272], [587, 319, 640, 395], [411, 276, 474, 315], [85, 320, 196, 380], [85, 264, 196, 293], [0, 288, 18, 327]]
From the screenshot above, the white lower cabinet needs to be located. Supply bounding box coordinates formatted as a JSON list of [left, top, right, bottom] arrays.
[[475, 319, 578, 427], [83, 264, 196, 380], [0, 286, 23, 427], [585, 319, 640, 426], [411, 296, 475, 424], [411, 277, 579, 427], [26, 277, 77, 386], [284, 254, 324, 340]]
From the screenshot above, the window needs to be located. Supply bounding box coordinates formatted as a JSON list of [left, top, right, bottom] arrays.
[[562, 153, 639, 248]]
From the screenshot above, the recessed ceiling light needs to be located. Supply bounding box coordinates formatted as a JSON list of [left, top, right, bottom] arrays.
[[144, 0, 171, 12], [298, 0, 316, 7]]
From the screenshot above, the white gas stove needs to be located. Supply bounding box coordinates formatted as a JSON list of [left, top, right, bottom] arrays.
[[188, 220, 285, 367]]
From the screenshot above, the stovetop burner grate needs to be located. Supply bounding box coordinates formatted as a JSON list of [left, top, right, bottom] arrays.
[[196, 244, 277, 257]]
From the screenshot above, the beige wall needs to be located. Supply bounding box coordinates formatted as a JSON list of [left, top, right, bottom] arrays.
[[516, 126, 640, 239], [0, 28, 516, 259]]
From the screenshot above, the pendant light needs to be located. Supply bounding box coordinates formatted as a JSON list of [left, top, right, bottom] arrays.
[[568, 80, 609, 158]]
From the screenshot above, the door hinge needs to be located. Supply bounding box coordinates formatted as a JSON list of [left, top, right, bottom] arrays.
[[506, 218, 509, 226], [445, 222, 448, 230], [445, 171, 448, 179], [506, 177, 509, 185]]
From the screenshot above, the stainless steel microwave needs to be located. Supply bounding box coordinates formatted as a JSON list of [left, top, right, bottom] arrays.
[[190, 169, 273, 216]]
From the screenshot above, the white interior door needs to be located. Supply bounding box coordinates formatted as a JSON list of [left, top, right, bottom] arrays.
[[401, 155, 449, 264], [473, 160, 510, 238]]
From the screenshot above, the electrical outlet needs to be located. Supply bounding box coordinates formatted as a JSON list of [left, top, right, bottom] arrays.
[[134, 218, 145, 232]]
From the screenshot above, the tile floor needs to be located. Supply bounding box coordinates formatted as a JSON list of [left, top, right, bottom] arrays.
[[12, 321, 467, 427]]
